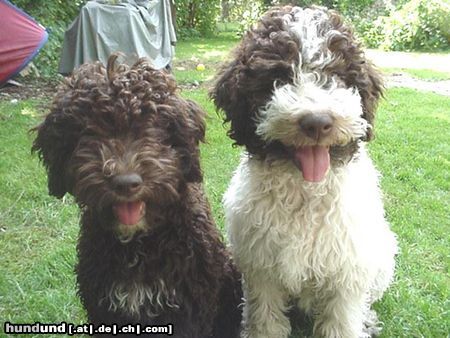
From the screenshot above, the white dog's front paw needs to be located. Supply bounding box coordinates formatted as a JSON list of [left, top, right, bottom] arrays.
[[313, 318, 368, 338], [241, 319, 291, 338]]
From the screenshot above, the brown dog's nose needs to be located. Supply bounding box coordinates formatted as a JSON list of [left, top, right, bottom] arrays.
[[299, 114, 334, 140], [112, 173, 143, 194]]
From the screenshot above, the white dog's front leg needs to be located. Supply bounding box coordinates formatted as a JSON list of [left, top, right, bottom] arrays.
[[241, 275, 291, 338], [313, 288, 368, 338]]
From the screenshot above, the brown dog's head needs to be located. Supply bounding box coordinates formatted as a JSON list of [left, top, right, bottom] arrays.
[[211, 6, 383, 182], [32, 55, 205, 236]]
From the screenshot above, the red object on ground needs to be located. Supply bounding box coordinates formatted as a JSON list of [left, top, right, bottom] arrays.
[[0, 0, 48, 85]]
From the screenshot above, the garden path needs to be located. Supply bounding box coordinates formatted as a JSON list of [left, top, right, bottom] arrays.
[[367, 49, 450, 97]]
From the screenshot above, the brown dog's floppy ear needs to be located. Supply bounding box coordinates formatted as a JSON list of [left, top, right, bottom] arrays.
[[182, 99, 206, 182], [185, 99, 206, 145], [159, 98, 206, 183], [32, 105, 83, 198]]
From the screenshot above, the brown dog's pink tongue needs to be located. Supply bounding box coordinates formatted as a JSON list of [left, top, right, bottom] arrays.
[[295, 146, 330, 182], [114, 201, 144, 225]]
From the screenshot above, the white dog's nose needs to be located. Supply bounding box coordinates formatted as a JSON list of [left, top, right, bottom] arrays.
[[299, 113, 333, 141]]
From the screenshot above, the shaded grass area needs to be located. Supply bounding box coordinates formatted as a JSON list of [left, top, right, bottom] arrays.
[[1, 88, 448, 337]]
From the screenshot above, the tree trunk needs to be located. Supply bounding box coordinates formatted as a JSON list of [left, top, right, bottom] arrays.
[[221, 0, 230, 21]]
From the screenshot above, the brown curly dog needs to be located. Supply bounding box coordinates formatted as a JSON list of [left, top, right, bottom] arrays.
[[32, 55, 242, 338]]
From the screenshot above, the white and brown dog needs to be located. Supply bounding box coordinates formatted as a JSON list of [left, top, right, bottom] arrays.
[[211, 6, 397, 338]]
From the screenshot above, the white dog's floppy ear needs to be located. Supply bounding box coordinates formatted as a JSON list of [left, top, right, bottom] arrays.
[[210, 11, 301, 155], [356, 61, 384, 140], [326, 11, 384, 141]]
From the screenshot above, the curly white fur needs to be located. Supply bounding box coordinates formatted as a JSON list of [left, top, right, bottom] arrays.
[[256, 75, 368, 148], [223, 6, 398, 338], [225, 149, 397, 338], [105, 279, 179, 318]]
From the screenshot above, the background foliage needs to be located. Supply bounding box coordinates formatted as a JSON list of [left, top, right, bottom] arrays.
[[269, 0, 449, 51], [206, 0, 450, 52], [365, 0, 450, 51], [7, 0, 450, 78], [10, 0, 87, 77], [175, 0, 221, 37]]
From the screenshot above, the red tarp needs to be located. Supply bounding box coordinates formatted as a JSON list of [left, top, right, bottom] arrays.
[[0, 0, 48, 85]]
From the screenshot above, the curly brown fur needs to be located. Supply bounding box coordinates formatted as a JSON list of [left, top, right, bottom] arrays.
[[211, 5, 383, 163], [32, 55, 242, 338]]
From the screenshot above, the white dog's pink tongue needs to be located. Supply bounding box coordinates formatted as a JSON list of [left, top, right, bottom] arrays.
[[295, 146, 330, 182], [114, 201, 144, 225]]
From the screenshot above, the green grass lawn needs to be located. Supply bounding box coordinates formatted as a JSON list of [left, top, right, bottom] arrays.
[[172, 33, 238, 87], [1, 41, 449, 337]]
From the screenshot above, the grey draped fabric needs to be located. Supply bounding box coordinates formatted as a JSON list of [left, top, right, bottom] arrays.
[[59, 0, 176, 74]]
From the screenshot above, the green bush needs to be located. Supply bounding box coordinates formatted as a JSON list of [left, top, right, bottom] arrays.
[[223, 0, 267, 36], [365, 0, 450, 51], [276, 0, 449, 52], [351, 3, 391, 49], [175, 0, 221, 38]]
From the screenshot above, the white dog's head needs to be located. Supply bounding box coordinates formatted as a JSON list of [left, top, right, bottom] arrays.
[[211, 6, 383, 182]]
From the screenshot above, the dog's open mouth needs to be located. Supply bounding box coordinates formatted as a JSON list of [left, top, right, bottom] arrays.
[[294, 145, 330, 182], [113, 201, 146, 226]]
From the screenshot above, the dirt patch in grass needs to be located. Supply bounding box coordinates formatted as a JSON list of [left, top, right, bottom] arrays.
[[0, 77, 59, 109], [386, 73, 450, 96], [2, 57, 449, 105]]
